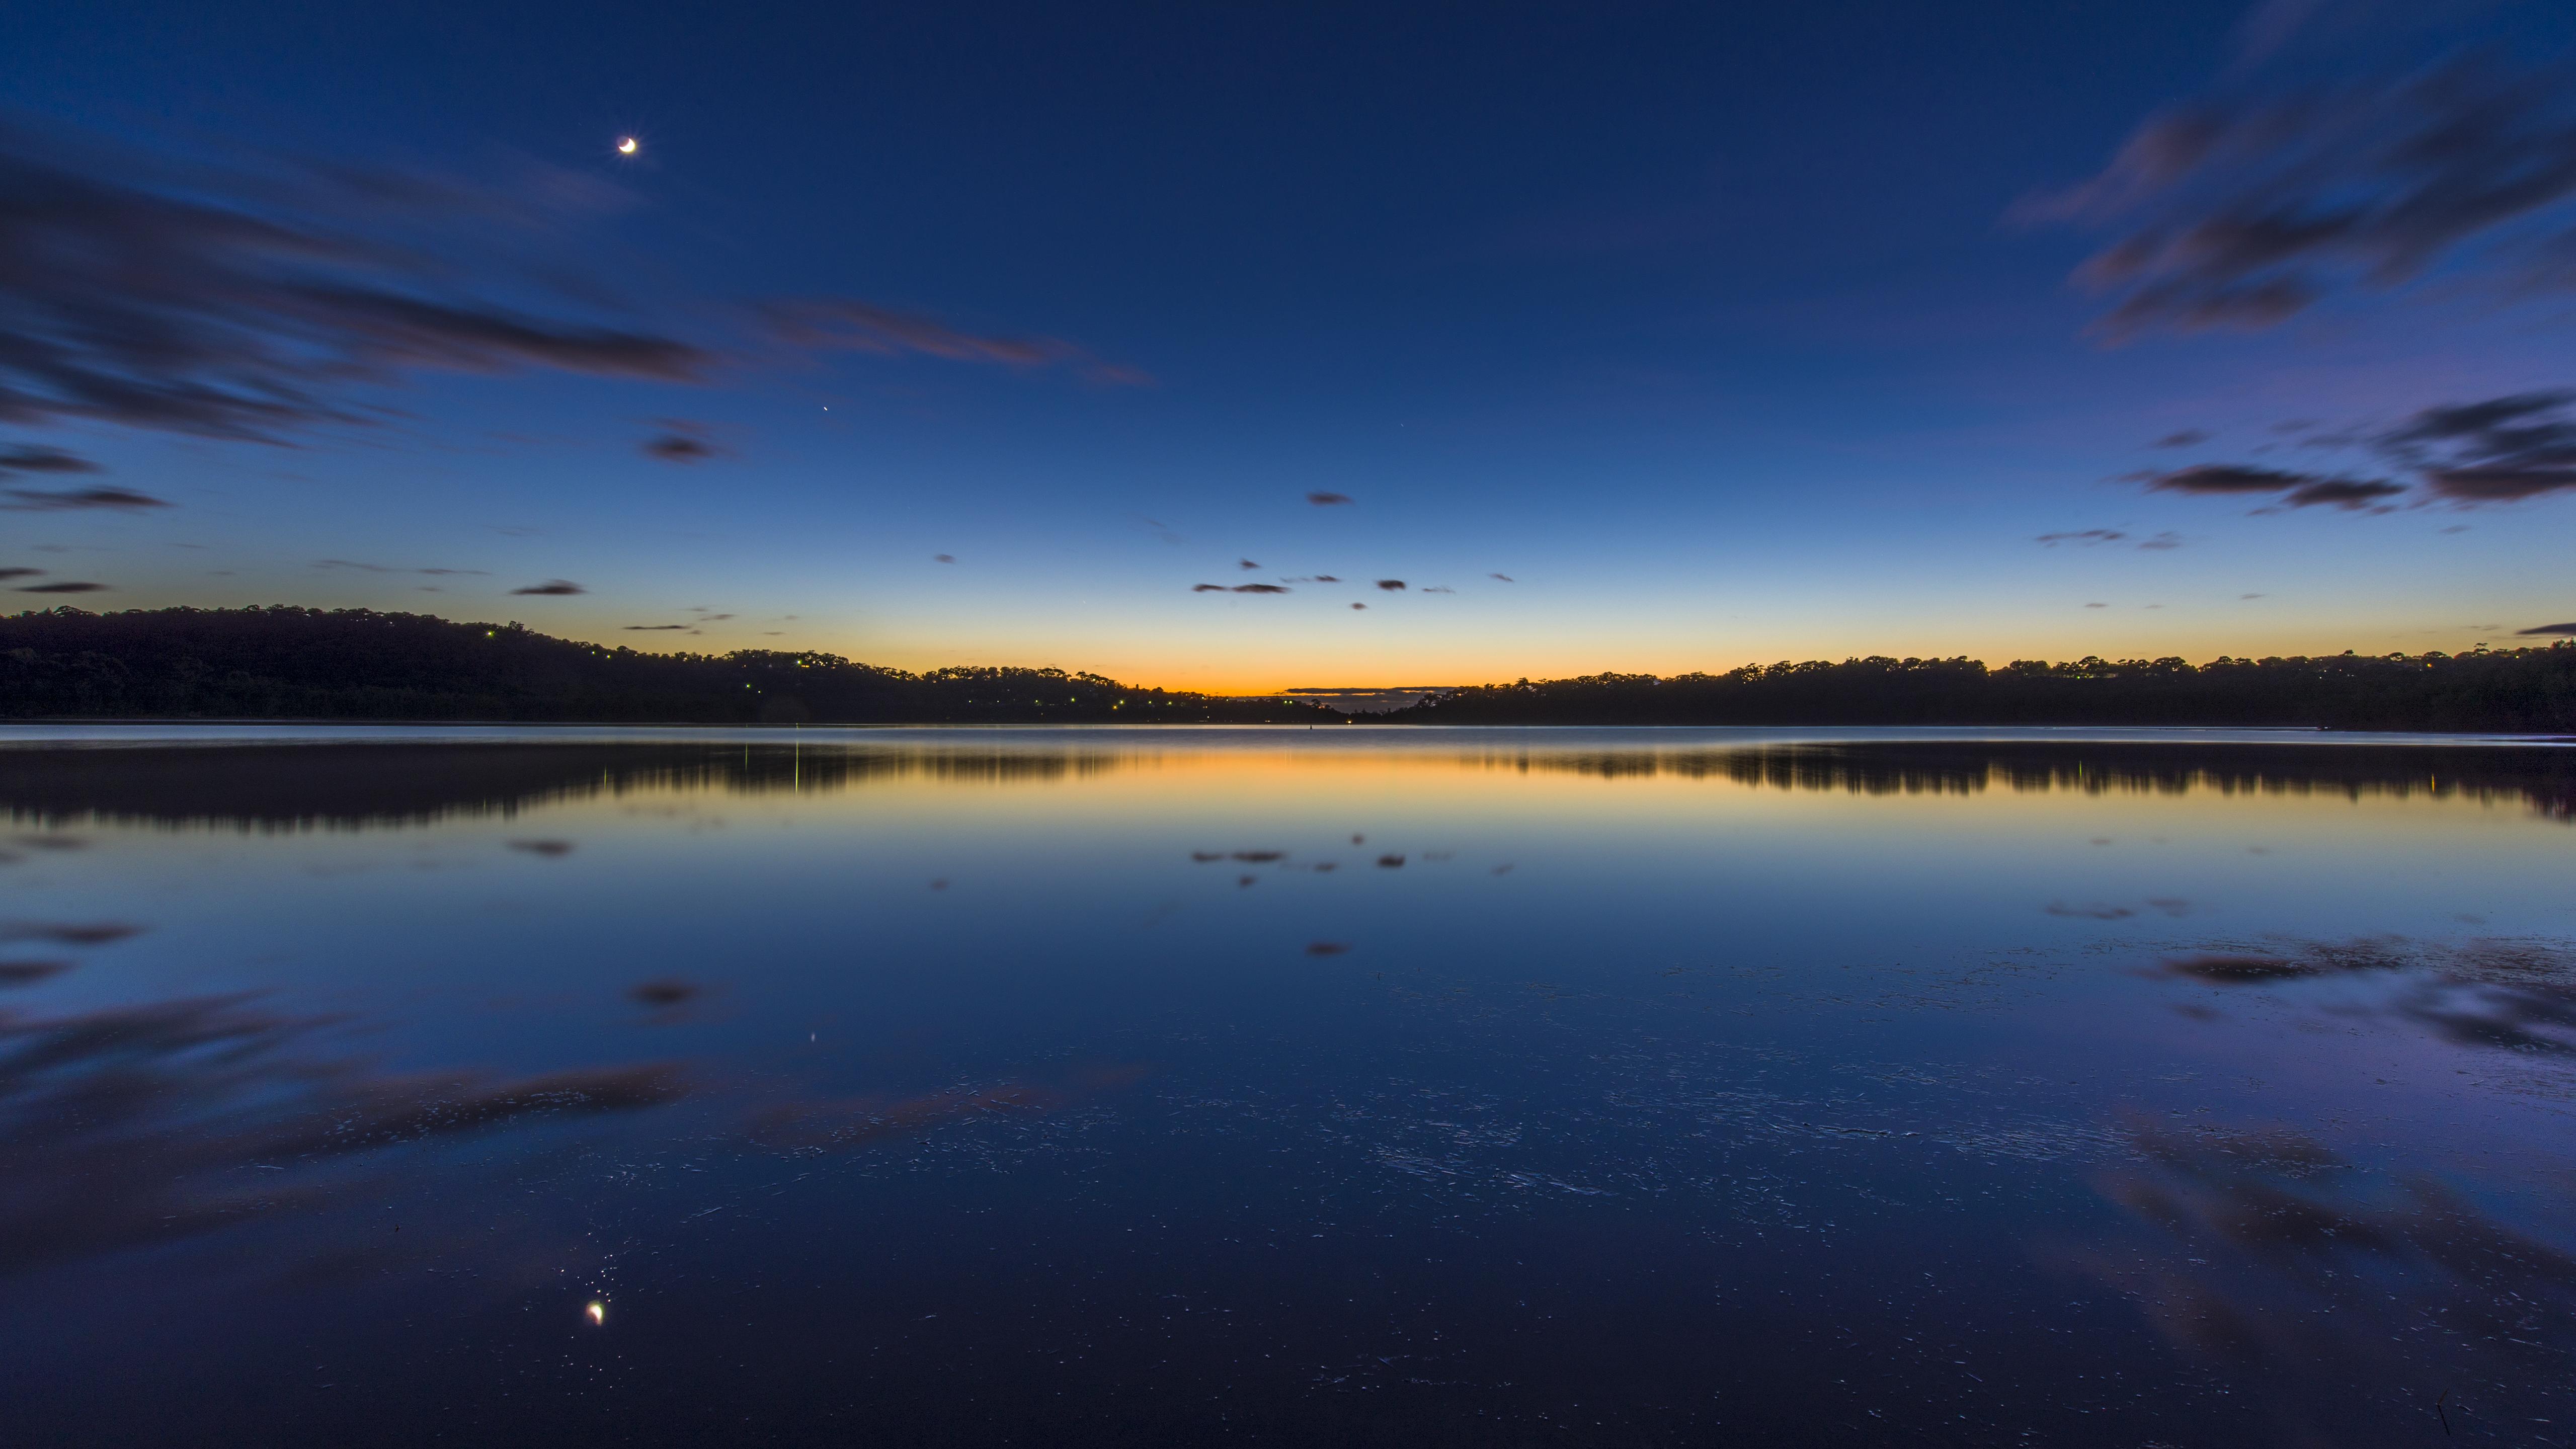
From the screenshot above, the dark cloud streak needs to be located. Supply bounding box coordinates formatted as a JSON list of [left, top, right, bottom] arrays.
[[2022, 52, 2576, 336], [0, 485, 168, 511]]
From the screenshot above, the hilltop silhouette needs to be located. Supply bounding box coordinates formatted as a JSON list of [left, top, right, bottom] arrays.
[[7, 607, 2572, 731], [0, 606, 1333, 725], [1386, 650, 2576, 733]]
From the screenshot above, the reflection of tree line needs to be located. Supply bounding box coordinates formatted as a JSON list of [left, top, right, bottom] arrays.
[[7, 740, 2571, 829], [0, 745, 1122, 830], [1491, 743, 2576, 820]]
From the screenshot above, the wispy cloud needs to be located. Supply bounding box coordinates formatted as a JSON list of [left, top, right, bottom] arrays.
[[642, 432, 718, 463], [0, 485, 169, 511], [0, 119, 713, 444], [0, 445, 99, 475], [2378, 390, 2576, 503], [757, 298, 1150, 386], [315, 559, 486, 575], [0, 115, 1144, 468], [1307, 491, 1352, 505], [2018, 45, 2576, 336], [2132, 462, 2405, 510], [509, 580, 584, 595]]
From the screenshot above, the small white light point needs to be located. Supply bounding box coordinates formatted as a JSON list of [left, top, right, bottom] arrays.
[[586, 1301, 607, 1325], [615, 137, 639, 156]]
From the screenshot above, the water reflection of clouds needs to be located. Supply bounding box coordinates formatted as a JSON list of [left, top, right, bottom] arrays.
[[2155, 936, 2576, 1058], [2075, 1121, 2576, 1442], [0, 993, 688, 1277]]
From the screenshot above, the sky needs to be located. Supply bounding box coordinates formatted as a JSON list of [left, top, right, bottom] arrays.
[[4, 0, 2575, 693]]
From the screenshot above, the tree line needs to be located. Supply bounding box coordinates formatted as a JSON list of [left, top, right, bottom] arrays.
[[0, 606, 1336, 724], [1387, 650, 2576, 732], [8, 607, 2571, 731]]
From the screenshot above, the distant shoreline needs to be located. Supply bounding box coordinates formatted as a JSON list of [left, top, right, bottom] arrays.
[[9, 605, 2574, 734]]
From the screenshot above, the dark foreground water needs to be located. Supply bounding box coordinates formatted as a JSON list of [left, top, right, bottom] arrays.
[[3, 725, 2573, 1447]]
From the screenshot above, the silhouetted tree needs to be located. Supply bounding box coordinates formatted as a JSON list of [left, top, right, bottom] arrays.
[[0, 607, 1337, 725], [1390, 648, 2576, 732]]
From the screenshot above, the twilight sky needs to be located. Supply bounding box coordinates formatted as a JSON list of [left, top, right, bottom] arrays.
[[5, 0, 2575, 692]]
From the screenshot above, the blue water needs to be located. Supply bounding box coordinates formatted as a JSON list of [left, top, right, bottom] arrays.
[[2, 727, 2570, 1445]]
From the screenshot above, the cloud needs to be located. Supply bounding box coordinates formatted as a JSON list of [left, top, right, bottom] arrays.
[[2283, 477, 2408, 509], [2128, 390, 2576, 513], [0, 920, 143, 945], [627, 978, 697, 1009], [0, 569, 40, 580], [2519, 621, 2576, 635], [315, 559, 486, 575], [2152, 430, 2211, 448], [2135, 462, 2405, 508], [2377, 390, 2576, 503], [2140, 463, 2321, 496], [1237, 558, 1261, 570], [0, 445, 99, 475], [2018, 51, 2576, 336], [2038, 528, 2129, 545], [1375, 579, 1406, 591], [0, 118, 1136, 468], [932, 553, 955, 564], [641, 432, 717, 463], [624, 623, 687, 630], [1232, 584, 1289, 594], [756, 298, 1150, 385], [1490, 573, 1514, 582], [0, 121, 716, 443], [509, 580, 584, 595], [1421, 585, 1454, 593], [14, 581, 107, 593], [1350, 602, 1366, 610], [2137, 531, 2186, 549], [0, 485, 170, 511], [1307, 492, 1352, 505]]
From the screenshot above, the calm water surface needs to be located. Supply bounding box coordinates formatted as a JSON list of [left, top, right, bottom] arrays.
[[4, 726, 2573, 1446]]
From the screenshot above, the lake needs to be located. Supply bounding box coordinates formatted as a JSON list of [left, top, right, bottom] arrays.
[[3, 725, 2571, 1445]]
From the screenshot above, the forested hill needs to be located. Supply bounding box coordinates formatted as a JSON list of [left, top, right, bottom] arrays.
[[0, 606, 1335, 724], [1388, 651, 2576, 733]]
